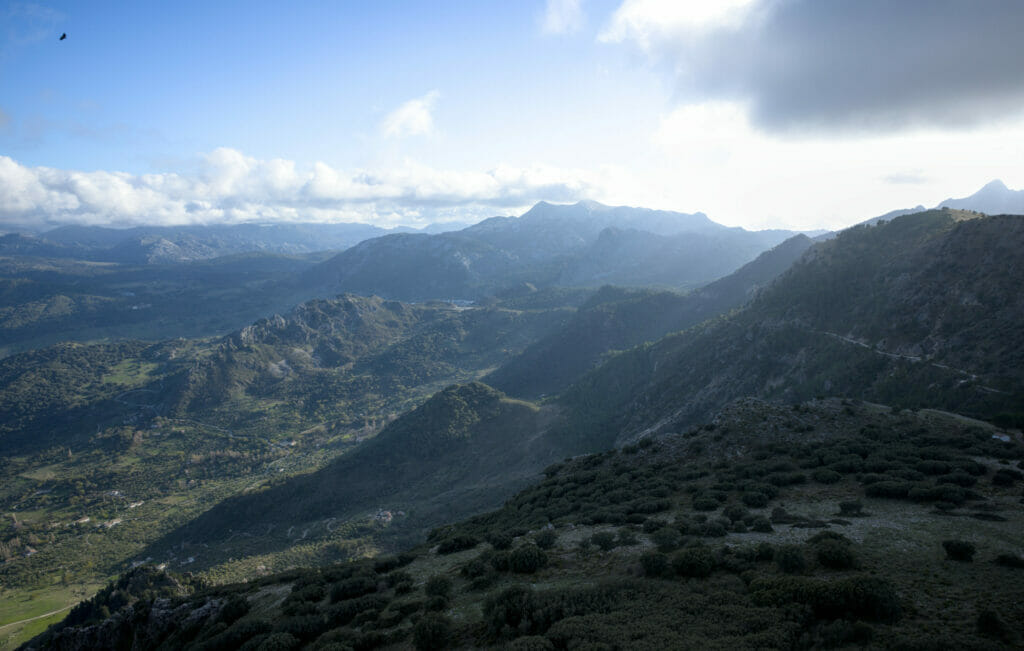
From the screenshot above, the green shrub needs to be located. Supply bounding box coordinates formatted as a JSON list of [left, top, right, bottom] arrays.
[[329, 576, 377, 602], [916, 460, 953, 475], [616, 528, 638, 546], [741, 492, 769, 508], [768, 472, 806, 487], [692, 497, 719, 511], [424, 596, 448, 612], [437, 535, 480, 555], [976, 609, 1011, 640], [672, 547, 714, 578], [507, 636, 555, 650], [413, 612, 452, 651], [701, 520, 728, 537], [642, 518, 667, 533], [864, 481, 911, 498], [995, 554, 1024, 569], [723, 504, 750, 522], [812, 469, 842, 484], [774, 545, 807, 574], [509, 544, 548, 573], [815, 539, 856, 570], [751, 516, 772, 532], [749, 575, 900, 622], [590, 531, 617, 551], [755, 542, 775, 562], [908, 484, 966, 504], [255, 632, 301, 651], [219, 595, 250, 625], [993, 468, 1023, 486], [424, 575, 452, 599], [640, 551, 670, 578], [838, 500, 863, 516], [943, 540, 976, 562], [272, 615, 327, 643], [325, 595, 389, 627], [487, 532, 514, 550], [938, 471, 977, 487], [534, 529, 557, 550]]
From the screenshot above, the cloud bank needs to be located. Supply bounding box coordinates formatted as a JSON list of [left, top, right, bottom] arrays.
[[603, 0, 1024, 132], [0, 149, 600, 230]]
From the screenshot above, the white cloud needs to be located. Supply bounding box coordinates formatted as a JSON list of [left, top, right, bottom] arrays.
[[601, 0, 1024, 133], [542, 0, 584, 35], [632, 100, 1024, 230], [0, 149, 603, 230], [381, 91, 440, 138], [600, 0, 756, 47]]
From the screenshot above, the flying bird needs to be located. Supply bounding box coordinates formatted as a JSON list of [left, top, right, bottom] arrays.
[[60, 33, 66, 40]]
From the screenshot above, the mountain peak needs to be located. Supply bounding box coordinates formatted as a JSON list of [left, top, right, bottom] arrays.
[[981, 179, 1008, 192], [939, 179, 1024, 215]]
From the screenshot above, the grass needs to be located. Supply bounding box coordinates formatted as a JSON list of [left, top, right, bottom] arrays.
[[101, 359, 161, 386], [0, 583, 102, 650]]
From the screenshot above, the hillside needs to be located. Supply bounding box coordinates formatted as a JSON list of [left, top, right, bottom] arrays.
[[147, 383, 564, 575], [26, 398, 1024, 649], [0, 253, 328, 356], [0, 295, 568, 611], [487, 234, 813, 398], [309, 200, 801, 301], [555, 209, 1024, 449]]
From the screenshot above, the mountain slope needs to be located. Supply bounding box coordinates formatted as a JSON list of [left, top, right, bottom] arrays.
[[486, 234, 813, 398], [555, 209, 1024, 449], [28, 398, 1024, 650], [146, 383, 562, 569]]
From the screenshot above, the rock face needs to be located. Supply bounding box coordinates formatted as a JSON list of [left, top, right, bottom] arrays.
[[21, 566, 215, 651]]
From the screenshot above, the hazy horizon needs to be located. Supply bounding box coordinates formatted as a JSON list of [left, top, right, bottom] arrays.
[[3, 1, 1024, 232]]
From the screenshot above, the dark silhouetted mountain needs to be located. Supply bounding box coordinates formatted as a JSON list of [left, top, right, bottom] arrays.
[[309, 201, 802, 301]]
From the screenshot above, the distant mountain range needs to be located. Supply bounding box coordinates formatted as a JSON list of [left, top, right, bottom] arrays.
[[940, 179, 1024, 214], [307, 200, 805, 301], [0, 221, 467, 264], [857, 179, 1024, 230]]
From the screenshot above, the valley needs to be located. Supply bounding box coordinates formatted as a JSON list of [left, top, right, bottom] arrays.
[[1, 202, 1023, 649]]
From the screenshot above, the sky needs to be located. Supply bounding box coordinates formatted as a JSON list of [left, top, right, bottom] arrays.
[[1, 0, 1023, 232]]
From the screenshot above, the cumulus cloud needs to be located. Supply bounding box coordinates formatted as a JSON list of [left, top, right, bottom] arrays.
[[542, 0, 584, 35], [603, 0, 1024, 133], [381, 91, 440, 138], [0, 148, 601, 230]]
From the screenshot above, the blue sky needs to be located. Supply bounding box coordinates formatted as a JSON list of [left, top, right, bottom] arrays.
[[2, 0, 1024, 231]]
